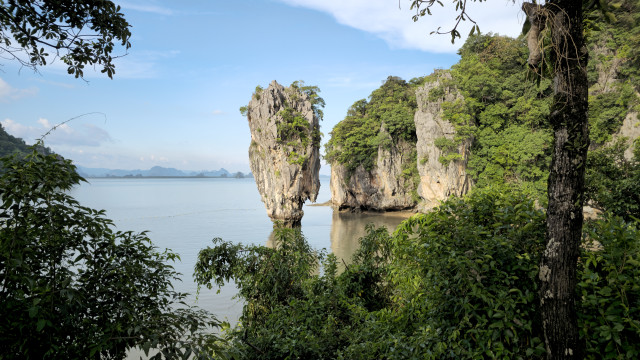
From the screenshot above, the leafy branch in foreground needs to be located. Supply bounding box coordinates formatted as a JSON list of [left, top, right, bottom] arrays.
[[0, 146, 225, 359], [0, 0, 131, 78]]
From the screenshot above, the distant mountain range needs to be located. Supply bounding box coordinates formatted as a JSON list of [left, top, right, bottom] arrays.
[[76, 165, 252, 178]]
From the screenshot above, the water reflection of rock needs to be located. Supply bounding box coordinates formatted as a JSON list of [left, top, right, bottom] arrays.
[[330, 211, 410, 267], [266, 210, 411, 267], [266, 231, 277, 249]]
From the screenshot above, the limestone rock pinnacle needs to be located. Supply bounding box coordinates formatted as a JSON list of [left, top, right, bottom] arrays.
[[245, 80, 321, 227]]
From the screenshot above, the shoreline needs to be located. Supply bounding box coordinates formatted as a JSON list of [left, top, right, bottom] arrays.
[[306, 201, 416, 219]]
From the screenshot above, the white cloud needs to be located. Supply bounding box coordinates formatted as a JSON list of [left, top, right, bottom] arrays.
[[15, 46, 180, 80], [102, 49, 181, 79], [278, 0, 525, 53], [1, 119, 31, 138], [117, 1, 222, 17], [146, 154, 169, 163], [325, 76, 381, 89], [212, 109, 225, 116], [0, 78, 38, 102], [33, 78, 77, 89], [117, 1, 175, 16], [1, 117, 112, 147]]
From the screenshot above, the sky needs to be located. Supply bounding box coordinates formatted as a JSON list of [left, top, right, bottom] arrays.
[[1, 0, 526, 174]]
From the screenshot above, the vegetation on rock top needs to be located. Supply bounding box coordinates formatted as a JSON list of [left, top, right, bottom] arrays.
[[241, 81, 324, 167], [325, 76, 425, 173]]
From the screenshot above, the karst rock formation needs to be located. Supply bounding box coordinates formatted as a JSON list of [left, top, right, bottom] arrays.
[[245, 80, 321, 227], [329, 127, 416, 212], [414, 71, 473, 212]]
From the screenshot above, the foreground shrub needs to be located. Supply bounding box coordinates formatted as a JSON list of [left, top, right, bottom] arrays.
[[341, 187, 547, 359], [195, 225, 394, 360], [0, 148, 223, 359], [579, 216, 640, 359], [195, 186, 640, 359]]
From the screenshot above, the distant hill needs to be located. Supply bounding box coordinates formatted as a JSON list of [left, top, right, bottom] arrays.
[[76, 165, 252, 178], [0, 124, 53, 158], [1, 125, 251, 178]]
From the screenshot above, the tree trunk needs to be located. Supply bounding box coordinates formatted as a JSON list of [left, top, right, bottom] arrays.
[[537, 1, 589, 359]]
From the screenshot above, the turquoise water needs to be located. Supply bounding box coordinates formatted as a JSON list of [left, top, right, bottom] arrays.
[[69, 177, 408, 323]]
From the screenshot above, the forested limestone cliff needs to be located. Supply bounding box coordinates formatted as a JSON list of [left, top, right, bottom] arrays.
[[327, 12, 639, 214], [615, 113, 640, 160], [414, 71, 472, 212], [244, 80, 323, 226], [326, 76, 422, 211], [330, 128, 416, 211]]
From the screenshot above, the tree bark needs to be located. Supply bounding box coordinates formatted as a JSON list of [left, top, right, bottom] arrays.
[[536, 1, 589, 359]]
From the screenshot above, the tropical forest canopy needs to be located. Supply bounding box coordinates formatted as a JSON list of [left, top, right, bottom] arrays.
[[326, 0, 639, 206]]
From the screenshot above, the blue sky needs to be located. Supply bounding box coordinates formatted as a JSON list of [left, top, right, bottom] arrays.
[[1, 0, 524, 174]]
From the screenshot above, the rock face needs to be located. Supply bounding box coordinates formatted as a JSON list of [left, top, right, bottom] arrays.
[[414, 72, 472, 212], [590, 38, 639, 160], [330, 126, 416, 211], [613, 111, 639, 160], [246, 80, 320, 226]]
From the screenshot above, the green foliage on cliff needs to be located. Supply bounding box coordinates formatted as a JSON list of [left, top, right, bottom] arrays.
[[291, 80, 326, 121], [585, 139, 640, 221], [324, 35, 556, 200], [325, 1, 639, 202], [275, 82, 324, 166], [585, 0, 640, 91], [241, 81, 324, 167], [455, 1, 640, 199], [445, 34, 554, 200], [325, 76, 424, 173], [589, 86, 637, 144], [583, 0, 640, 145], [441, 2, 639, 201], [276, 107, 312, 148]]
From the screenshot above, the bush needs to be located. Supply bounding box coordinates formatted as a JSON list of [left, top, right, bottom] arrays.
[[194, 186, 640, 359], [340, 186, 547, 359], [579, 216, 640, 359], [0, 147, 223, 359], [194, 225, 394, 360]]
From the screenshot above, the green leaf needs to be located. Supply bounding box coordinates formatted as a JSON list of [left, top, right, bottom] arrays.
[[37, 319, 46, 332]]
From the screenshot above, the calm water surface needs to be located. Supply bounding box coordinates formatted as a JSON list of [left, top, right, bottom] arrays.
[[70, 177, 408, 324]]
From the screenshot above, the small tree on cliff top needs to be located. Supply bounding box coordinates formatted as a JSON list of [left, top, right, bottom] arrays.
[[406, 0, 605, 358]]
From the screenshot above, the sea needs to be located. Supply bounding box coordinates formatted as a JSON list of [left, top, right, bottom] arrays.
[[69, 177, 410, 325]]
